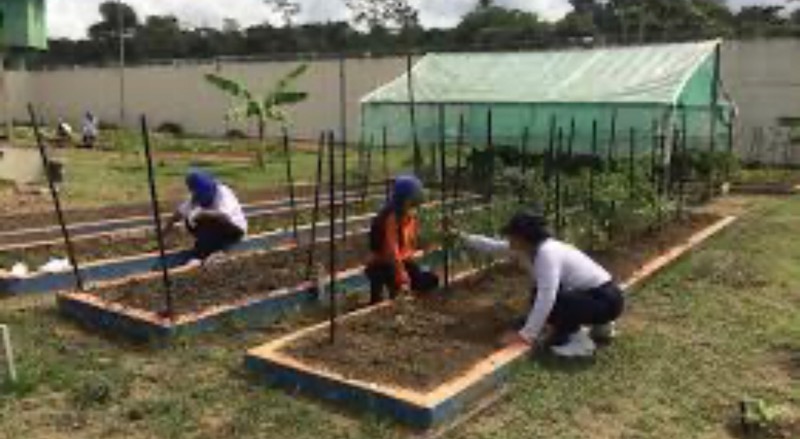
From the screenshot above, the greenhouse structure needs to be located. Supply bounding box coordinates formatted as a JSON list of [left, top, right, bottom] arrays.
[[360, 40, 735, 154]]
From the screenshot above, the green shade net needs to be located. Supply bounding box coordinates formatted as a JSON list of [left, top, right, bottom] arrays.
[[361, 41, 733, 154]]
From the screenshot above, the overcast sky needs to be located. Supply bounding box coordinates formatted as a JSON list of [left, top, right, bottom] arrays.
[[48, 0, 791, 40]]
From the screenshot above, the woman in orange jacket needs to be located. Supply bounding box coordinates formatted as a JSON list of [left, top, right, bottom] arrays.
[[366, 175, 440, 304]]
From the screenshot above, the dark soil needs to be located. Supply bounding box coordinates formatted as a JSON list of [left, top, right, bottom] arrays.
[[0, 182, 393, 236], [283, 214, 723, 393], [0, 199, 381, 269], [91, 234, 371, 316]]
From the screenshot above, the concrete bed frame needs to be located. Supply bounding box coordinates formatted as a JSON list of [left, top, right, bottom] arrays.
[[5, 195, 480, 295], [57, 249, 447, 342], [244, 215, 738, 431]]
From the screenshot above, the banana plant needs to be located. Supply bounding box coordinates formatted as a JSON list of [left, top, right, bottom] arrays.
[[204, 64, 309, 167]]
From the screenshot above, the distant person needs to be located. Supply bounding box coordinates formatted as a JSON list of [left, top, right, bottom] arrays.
[[452, 210, 625, 358], [81, 112, 98, 149], [164, 170, 248, 262], [55, 118, 73, 148], [365, 175, 439, 304]]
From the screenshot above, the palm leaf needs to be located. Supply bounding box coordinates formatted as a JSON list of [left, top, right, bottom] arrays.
[[273, 91, 308, 106], [204, 73, 253, 100]]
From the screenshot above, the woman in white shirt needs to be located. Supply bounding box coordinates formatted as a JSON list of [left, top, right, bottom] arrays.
[[459, 210, 624, 358], [164, 170, 248, 261]]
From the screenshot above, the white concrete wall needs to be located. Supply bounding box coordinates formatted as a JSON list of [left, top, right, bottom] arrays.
[[3, 40, 798, 158], [21, 56, 409, 142]]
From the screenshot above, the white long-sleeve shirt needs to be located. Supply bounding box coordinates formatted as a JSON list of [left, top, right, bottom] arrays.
[[462, 234, 611, 342], [178, 184, 248, 233]]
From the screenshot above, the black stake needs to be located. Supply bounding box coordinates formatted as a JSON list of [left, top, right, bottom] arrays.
[[28, 104, 85, 292], [609, 111, 618, 171], [406, 52, 421, 174], [282, 127, 299, 243], [306, 132, 325, 281], [438, 105, 450, 290], [629, 127, 636, 200], [340, 132, 348, 243], [328, 130, 337, 345], [361, 134, 373, 206], [519, 126, 530, 204], [487, 108, 495, 202], [555, 126, 564, 237], [589, 119, 598, 251], [453, 113, 465, 205], [382, 126, 390, 203], [139, 115, 173, 318]]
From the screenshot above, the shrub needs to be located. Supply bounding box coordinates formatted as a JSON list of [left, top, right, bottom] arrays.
[[226, 129, 248, 139], [156, 121, 185, 137]]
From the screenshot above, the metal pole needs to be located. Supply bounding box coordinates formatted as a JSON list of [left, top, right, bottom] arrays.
[[338, 55, 347, 153], [28, 105, 84, 292], [555, 127, 563, 237], [487, 108, 495, 202], [117, 0, 126, 125], [406, 53, 421, 174], [362, 135, 373, 206], [306, 132, 325, 281], [382, 126, 390, 203], [609, 110, 617, 171], [328, 130, 338, 345], [519, 126, 530, 203], [454, 113, 465, 204], [140, 115, 174, 318], [341, 130, 348, 243], [438, 105, 450, 290], [589, 119, 598, 250], [629, 127, 636, 200], [282, 127, 299, 242]]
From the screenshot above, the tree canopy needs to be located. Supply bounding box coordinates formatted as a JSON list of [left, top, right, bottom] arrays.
[[31, 0, 800, 68]]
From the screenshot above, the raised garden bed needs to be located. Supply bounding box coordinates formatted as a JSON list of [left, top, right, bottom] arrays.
[[2, 196, 480, 295], [245, 214, 737, 430], [0, 182, 399, 246], [57, 234, 447, 341], [0, 195, 385, 268]]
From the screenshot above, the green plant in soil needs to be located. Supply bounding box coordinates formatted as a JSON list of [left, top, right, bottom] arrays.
[[205, 65, 309, 168]]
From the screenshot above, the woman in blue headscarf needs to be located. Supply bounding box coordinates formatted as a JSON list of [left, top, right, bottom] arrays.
[[164, 170, 248, 262], [365, 175, 439, 304]]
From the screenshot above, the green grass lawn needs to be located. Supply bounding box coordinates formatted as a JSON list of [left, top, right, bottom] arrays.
[[0, 196, 797, 439], [50, 145, 416, 209]]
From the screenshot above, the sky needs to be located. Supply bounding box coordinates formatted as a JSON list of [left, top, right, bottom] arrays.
[[48, 0, 791, 40]]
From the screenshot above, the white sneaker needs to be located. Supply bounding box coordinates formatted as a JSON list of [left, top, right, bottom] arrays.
[[590, 322, 617, 342], [551, 328, 596, 358]]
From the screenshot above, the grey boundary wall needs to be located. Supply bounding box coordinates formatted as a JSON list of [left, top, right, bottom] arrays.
[[2, 39, 799, 159]]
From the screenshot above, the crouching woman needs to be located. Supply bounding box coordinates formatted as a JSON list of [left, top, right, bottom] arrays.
[[457, 210, 624, 358]]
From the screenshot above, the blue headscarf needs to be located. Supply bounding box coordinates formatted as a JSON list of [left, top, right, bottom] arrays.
[[390, 175, 424, 213], [186, 170, 219, 209]]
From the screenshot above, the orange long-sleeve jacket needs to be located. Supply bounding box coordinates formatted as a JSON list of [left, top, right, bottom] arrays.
[[369, 207, 419, 288]]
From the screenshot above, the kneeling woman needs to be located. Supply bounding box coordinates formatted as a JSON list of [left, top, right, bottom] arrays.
[[164, 170, 248, 262], [459, 211, 624, 358]]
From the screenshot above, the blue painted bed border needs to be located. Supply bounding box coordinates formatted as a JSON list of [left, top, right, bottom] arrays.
[[57, 250, 446, 342]]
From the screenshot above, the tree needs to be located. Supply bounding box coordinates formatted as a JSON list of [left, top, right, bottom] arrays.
[[454, 3, 550, 48], [87, 1, 140, 61], [136, 15, 183, 60], [205, 65, 309, 166], [736, 5, 787, 37], [265, 0, 302, 27], [345, 0, 419, 31]]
